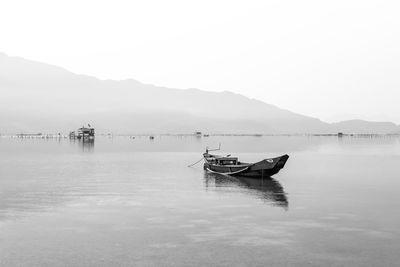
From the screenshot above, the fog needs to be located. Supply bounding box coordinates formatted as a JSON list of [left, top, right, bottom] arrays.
[[1, 0, 399, 123], [1, 53, 399, 134]]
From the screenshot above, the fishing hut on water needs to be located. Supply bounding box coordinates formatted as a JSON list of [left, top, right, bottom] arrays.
[[69, 124, 95, 140]]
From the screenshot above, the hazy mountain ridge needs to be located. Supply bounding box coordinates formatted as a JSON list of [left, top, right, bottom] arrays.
[[0, 53, 399, 134], [331, 120, 400, 134]]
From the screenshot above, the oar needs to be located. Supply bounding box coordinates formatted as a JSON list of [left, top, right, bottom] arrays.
[[188, 157, 204, 167]]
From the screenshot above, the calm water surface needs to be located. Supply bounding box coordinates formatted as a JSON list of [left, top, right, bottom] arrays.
[[0, 136, 399, 266]]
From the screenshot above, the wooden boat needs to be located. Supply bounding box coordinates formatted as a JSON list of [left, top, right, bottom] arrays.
[[203, 148, 289, 178]]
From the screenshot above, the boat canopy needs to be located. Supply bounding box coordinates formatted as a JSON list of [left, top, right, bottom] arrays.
[[215, 157, 238, 165]]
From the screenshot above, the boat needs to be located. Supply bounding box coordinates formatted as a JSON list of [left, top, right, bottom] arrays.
[[203, 147, 289, 178]]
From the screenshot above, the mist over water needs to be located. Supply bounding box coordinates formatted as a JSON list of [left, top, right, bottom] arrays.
[[1, 136, 400, 266]]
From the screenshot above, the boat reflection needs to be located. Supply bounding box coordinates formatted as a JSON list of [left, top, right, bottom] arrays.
[[204, 172, 288, 209]]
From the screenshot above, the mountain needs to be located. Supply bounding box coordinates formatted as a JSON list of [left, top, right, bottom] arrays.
[[0, 53, 399, 134], [331, 120, 400, 134]]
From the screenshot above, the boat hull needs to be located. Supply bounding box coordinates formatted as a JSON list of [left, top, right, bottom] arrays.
[[204, 154, 289, 178]]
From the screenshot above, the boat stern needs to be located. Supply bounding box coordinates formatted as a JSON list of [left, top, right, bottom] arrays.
[[243, 154, 289, 177], [275, 154, 289, 169]]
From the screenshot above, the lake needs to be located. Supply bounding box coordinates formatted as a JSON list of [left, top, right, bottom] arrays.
[[1, 135, 399, 266]]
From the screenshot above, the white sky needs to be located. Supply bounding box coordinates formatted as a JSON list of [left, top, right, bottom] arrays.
[[1, 0, 400, 123]]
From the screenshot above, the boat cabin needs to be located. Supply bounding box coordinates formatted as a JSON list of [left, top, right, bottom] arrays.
[[215, 157, 238, 165]]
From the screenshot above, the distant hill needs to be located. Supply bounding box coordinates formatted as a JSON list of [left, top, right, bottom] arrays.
[[330, 120, 400, 134], [0, 53, 399, 134]]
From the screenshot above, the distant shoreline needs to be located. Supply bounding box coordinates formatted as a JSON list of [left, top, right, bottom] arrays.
[[2, 133, 400, 138]]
